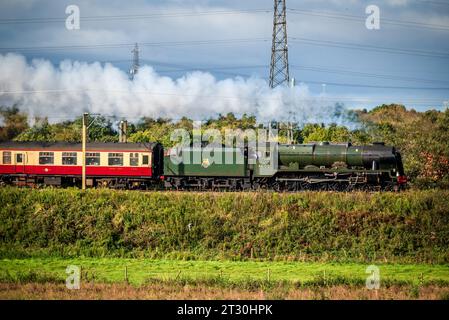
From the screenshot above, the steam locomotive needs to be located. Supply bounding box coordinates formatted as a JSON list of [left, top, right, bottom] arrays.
[[0, 140, 407, 191]]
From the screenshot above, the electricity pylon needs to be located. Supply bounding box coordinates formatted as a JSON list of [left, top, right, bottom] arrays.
[[129, 43, 139, 80], [269, 0, 290, 89]]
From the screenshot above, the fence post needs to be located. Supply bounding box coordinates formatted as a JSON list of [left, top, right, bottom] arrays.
[[125, 266, 128, 285], [323, 270, 326, 286]]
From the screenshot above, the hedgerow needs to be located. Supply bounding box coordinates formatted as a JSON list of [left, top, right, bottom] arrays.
[[0, 188, 448, 263]]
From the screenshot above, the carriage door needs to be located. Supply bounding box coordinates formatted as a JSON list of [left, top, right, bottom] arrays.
[[15, 153, 25, 173]]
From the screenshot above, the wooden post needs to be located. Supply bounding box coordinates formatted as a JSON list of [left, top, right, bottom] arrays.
[[125, 266, 128, 284], [82, 113, 88, 190], [323, 270, 326, 286]]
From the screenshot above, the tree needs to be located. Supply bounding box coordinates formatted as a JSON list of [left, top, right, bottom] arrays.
[[15, 115, 118, 142], [0, 105, 29, 141], [359, 103, 449, 187], [73, 115, 118, 142], [14, 117, 53, 141], [129, 122, 175, 146]]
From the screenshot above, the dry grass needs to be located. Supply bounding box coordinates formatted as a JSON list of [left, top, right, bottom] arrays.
[[1, 282, 449, 300]]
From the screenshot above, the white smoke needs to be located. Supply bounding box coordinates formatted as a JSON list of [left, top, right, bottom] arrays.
[[0, 53, 354, 125]]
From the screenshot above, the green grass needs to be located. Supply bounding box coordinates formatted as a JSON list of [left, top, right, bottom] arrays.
[[1, 187, 449, 263], [1, 258, 448, 287]]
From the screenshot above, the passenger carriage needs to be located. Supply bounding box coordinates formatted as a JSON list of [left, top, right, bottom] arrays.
[[0, 142, 163, 188]]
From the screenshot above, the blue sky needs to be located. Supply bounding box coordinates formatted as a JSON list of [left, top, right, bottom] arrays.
[[0, 0, 448, 116]]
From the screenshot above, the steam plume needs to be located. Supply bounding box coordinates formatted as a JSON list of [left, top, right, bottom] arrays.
[[0, 53, 354, 125]]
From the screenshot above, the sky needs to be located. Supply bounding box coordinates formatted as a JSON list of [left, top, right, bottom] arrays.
[[0, 0, 448, 123]]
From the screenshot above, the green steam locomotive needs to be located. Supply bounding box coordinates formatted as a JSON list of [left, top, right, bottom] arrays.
[[163, 141, 407, 191]]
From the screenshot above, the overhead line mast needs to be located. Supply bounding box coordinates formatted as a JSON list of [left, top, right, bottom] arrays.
[[269, 0, 290, 88]]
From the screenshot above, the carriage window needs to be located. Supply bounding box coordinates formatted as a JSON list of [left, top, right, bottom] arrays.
[[86, 153, 100, 166], [62, 152, 77, 165], [3, 151, 11, 164], [130, 153, 139, 166], [108, 153, 123, 166], [39, 152, 54, 165], [142, 155, 149, 165], [16, 154, 23, 163]]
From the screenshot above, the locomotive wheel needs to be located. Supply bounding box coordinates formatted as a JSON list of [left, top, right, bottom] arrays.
[[326, 182, 340, 192], [271, 181, 282, 192]]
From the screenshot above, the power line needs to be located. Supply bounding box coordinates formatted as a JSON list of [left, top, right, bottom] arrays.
[[1, 50, 447, 87], [153, 62, 449, 85], [296, 79, 449, 90], [141, 62, 267, 72], [155, 68, 257, 79], [290, 65, 449, 85], [315, 97, 446, 102], [1, 79, 448, 97], [413, 0, 449, 6], [37, 59, 449, 87], [0, 38, 269, 52], [137, 59, 267, 79], [81, 59, 449, 82], [289, 37, 449, 59], [1, 89, 282, 99], [7, 97, 446, 112], [288, 8, 449, 31], [0, 9, 271, 25], [2, 36, 446, 61], [1, 6, 447, 32]]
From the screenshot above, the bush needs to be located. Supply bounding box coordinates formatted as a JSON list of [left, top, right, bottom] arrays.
[[0, 188, 448, 263]]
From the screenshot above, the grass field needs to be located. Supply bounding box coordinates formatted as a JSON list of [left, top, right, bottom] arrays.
[[1, 258, 449, 299], [1, 258, 449, 286]]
